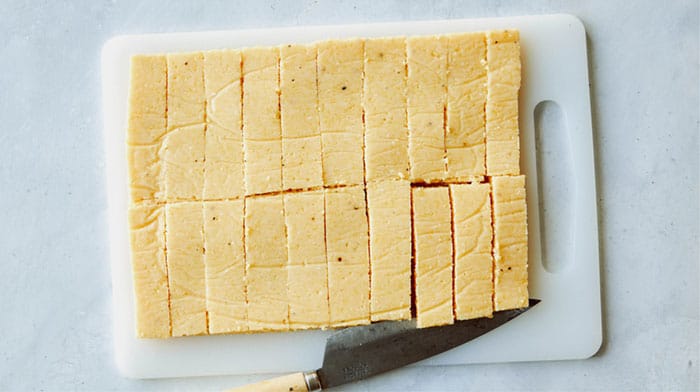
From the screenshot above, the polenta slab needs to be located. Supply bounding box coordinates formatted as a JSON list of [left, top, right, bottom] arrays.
[[367, 180, 412, 321], [407, 36, 447, 183], [125, 31, 527, 338], [450, 183, 493, 319], [325, 185, 370, 327], [486, 30, 521, 176], [446, 33, 487, 181], [492, 175, 529, 311], [203, 50, 244, 200], [318, 39, 365, 186], [126, 55, 166, 203], [284, 190, 329, 328], [280, 44, 323, 190], [164, 53, 206, 201], [204, 200, 247, 334], [412, 186, 454, 328], [363, 37, 409, 182], [166, 201, 207, 336], [245, 194, 289, 331], [128, 203, 170, 338], [243, 47, 282, 195]]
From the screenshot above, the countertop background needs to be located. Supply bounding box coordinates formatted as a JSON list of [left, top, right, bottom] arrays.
[[1, 1, 698, 391]]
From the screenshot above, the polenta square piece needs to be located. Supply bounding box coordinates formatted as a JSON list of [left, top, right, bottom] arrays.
[[243, 47, 282, 195], [126, 55, 166, 203], [128, 203, 169, 338], [280, 44, 323, 190], [407, 35, 448, 183], [367, 180, 412, 321], [363, 37, 409, 182], [449, 183, 493, 320], [318, 39, 365, 186], [164, 53, 206, 201], [204, 200, 247, 334], [491, 175, 528, 310], [412, 187, 454, 328], [166, 202, 207, 336], [284, 190, 329, 328], [167, 53, 206, 127], [203, 50, 244, 200], [486, 30, 521, 176], [245, 194, 289, 331], [325, 185, 370, 327], [446, 32, 487, 181]]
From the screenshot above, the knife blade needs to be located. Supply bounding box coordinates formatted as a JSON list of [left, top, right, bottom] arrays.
[[228, 299, 539, 392]]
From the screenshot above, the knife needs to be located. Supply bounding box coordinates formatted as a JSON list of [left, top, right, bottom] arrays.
[[228, 299, 539, 391]]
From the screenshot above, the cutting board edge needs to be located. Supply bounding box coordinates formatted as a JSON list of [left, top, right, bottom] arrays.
[[102, 13, 602, 378]]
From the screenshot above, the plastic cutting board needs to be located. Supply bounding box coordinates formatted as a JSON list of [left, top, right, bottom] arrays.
[[101, 13, 602, 379]]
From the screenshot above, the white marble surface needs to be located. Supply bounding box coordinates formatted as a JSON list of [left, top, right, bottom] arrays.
[[0, 1, 697, 391]]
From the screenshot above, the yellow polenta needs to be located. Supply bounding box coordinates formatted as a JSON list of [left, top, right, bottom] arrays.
[[126, 30, 526, 338], [284, 190, 329, 328], [203, 50, 244, 200], [164, 53, 205, 201]]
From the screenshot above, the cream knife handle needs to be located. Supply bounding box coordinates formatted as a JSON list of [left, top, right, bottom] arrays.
[[226, 371, 322, 392]]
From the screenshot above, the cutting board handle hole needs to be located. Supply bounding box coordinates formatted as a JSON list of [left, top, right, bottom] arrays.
[[534, 100, 574, 274]]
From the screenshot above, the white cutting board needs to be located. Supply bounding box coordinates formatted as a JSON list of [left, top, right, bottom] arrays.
[[102, 14, 601, 379]]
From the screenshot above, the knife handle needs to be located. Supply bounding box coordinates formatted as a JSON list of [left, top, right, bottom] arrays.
[[226, 371, 321, 392]]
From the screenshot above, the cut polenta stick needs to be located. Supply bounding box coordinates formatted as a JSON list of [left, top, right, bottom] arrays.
[[164, 53, 206, 201], [491, 175, 529, 310], [243, 47, 282, 195], [486, 30, 521, 176], [407, 36, 448, 183], [128, 203, 170, 338], [166, 202, 207, 336], [318, 39, 364, 186], [412, 186, 454, 328], [325, 185, 370, 327], [363, 37, 409, 182], [446, 33, 487, 181], [245, 194, 289, 331], [127, 55, 166, 203], [449, 183, 493, 320], [284, 190, 329, 329], [367, 180, 411, 321], [280, 44, 323, 190], [167, 52, 206, 127], [204, 200, 246, 334], [203, 50, 244, 200]]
